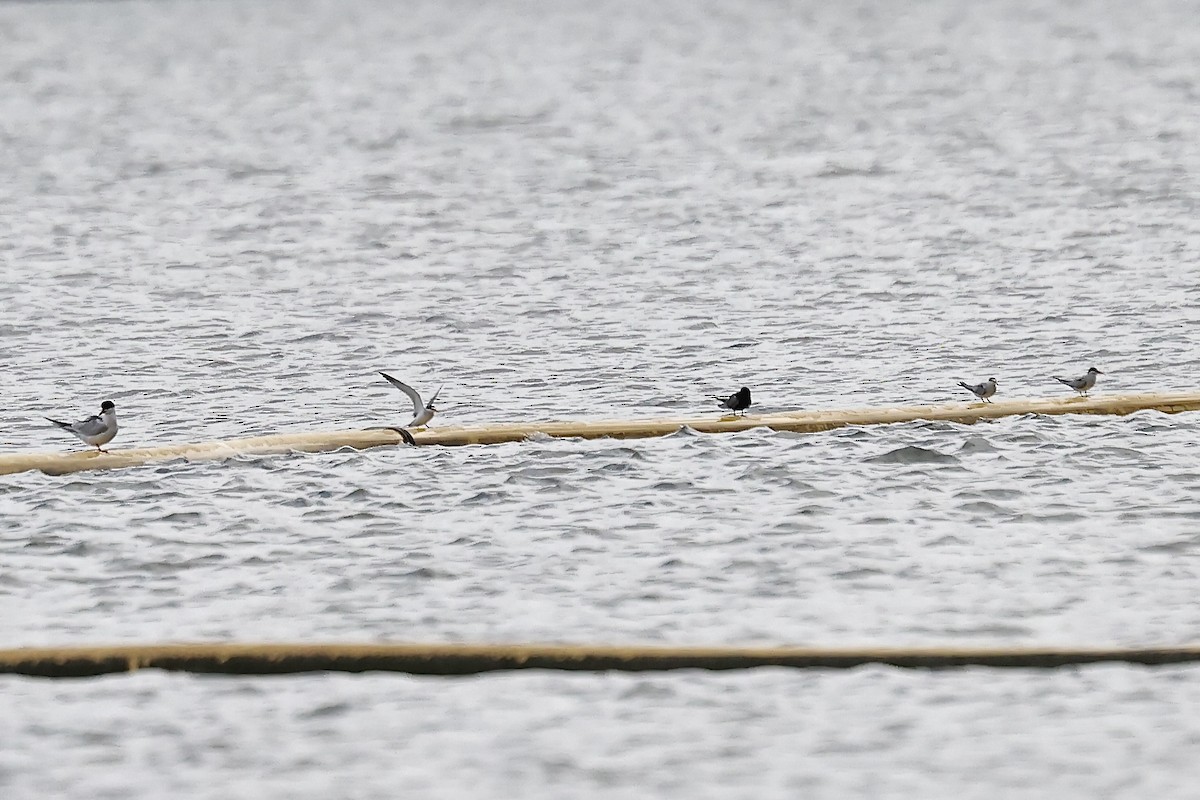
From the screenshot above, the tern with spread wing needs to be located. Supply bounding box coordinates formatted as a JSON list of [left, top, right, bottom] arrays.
[[379, 372, 442, 428], [46, 400, 119, 452]]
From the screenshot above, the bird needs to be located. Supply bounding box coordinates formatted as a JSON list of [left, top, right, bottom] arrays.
[[1054, 367, 1103, 396], [714, 386, 752, 416], [957, 377, 998, 403], [379, 372, 442, 428], [46, 400, 119, 452]]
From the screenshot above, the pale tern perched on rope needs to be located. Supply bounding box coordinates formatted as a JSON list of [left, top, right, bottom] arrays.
[[46, 400, 119, 452], [379, 372, 442, 428], [714, 386, 752, 416], [957, 377, 998, 403], [1054, 367, 1103, 396]]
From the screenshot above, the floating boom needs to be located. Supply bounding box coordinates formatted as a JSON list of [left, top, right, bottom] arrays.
[[2, 391, 1198, 477], [3, 641, 1200, 677]]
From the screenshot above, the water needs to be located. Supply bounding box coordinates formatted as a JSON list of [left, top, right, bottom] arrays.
[[3, 0, 1200, 796]]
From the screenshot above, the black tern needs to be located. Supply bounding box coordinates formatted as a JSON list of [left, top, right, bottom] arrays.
[[1054, 367, 1103, 396], [957, 377, 998, 403], [714, 386, 752, 416], [46, 400, 118, 452], [379, 372, 441, 428]]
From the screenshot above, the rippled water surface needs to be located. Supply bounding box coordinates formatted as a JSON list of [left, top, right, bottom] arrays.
[[4, 0, 1200, 797]]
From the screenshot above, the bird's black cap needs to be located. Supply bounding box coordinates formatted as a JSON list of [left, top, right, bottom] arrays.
[[101, 400, 116, 410]]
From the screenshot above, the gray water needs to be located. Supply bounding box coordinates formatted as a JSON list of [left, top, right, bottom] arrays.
[[4, 0, 1200, 797]]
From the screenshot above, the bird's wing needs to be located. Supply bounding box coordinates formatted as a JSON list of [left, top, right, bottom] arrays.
[[425, 384, 443, 407], [72, 415, 108, 436], [1053, 376, 1075, 386], [45, 417, 72, 429], [379, 372, 423, 415]]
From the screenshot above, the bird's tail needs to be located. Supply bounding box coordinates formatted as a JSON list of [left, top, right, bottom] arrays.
[[45, 417, 71, 430], [956, 382, 971, 391], [1052, 376, 1071, 386]]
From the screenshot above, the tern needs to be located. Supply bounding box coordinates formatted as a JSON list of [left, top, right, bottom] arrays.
[[46, 400, 119, 452], [957, 377, 998, 403], [1054, 367, 1103, 396], [714, 386, 752, 416], [379, 372, 442, 428]]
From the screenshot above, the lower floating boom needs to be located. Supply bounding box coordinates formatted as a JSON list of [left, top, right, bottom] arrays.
[[4, 642, 1200, 677]]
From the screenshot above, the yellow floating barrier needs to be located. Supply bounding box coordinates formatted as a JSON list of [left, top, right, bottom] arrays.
[[2, 391, 1197, 477], [3, 642, 1200, 677], [0, 428, 411, 477]]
